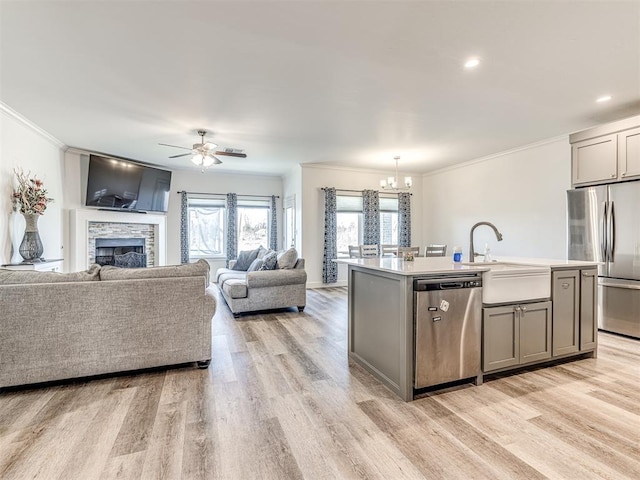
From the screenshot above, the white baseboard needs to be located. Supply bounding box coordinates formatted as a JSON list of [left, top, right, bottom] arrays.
[[307, 281, 348, 289]]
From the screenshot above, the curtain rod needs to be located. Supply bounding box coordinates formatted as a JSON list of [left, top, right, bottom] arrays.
[[320, 187, 412, 196], [177, 191, 279, 199]]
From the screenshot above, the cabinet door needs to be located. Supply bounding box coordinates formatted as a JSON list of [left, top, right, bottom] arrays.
[[618, 127, 640, 180], [519, 301, 552, 364], [580, 269, 598, 350], [552, 270, 580, 356], [483, 306, 519, 372], [572, 134, 618, 185]]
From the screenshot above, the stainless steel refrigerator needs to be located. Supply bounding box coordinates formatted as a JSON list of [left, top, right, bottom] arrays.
[[567, 180, 640, 338]]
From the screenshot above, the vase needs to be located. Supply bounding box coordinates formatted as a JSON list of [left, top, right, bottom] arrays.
[[19, 213, 44, 262], [9, 211, 23, 263]]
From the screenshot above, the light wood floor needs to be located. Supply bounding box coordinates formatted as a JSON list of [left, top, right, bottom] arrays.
[[1, 287, 639, 479]]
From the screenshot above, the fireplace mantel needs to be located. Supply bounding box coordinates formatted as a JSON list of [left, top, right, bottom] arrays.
[[69, 209, 167, 272]]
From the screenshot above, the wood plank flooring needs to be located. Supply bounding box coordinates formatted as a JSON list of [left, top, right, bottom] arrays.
[[1, 286, 639, 479]]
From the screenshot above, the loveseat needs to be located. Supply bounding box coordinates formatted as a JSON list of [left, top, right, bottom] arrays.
[[215, 248, 306, 317], [0, 260, 215, 389]]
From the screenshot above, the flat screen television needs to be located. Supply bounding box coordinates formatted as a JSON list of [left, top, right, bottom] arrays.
[[85, 154, 172, 213]]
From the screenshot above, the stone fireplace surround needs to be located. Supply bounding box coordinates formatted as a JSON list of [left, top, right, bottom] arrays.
[[70, 209, 167, 272]]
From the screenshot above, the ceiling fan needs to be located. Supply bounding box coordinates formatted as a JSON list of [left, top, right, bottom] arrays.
[[159, 130, 247, 170]]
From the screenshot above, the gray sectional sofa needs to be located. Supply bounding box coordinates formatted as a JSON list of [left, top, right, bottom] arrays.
[[216, 255, 307, 317], [0, 260, 215, 389]]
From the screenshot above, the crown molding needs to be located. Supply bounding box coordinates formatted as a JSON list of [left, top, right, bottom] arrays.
[[0, 102, 66, 149], [302, 162, 420, 176]]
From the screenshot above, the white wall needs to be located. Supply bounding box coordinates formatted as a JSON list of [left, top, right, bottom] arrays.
[[301, 164, 423, 288], [166, 169, 283, 269], [1, 106, 65, 265], [422, 137, 571, 261]]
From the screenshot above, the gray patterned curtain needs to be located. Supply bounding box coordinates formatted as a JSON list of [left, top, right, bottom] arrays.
[[362, 189, 380, 246], [398, 192, 411, 247], [226, 193, 238, 267], [180, 191, 189, 264], [270, 195, 278, 250], [322, 188, 337, 284]]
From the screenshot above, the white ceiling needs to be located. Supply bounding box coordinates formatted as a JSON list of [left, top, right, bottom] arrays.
[[1, 1, 639, 176]]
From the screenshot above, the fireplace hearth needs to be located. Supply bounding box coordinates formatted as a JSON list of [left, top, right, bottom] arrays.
[[95, 238, 147, 268]]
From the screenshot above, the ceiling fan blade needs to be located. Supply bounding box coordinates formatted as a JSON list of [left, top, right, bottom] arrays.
[[159, 143, 192, 150], [206, 153, 223, 165], [214, 151, 247, 158], [169, 153, 192, 159]]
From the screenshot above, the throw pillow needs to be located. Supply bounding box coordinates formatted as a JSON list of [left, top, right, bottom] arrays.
[[232, 247, 261, 271], [256, 245, 268, 259], [247, 258, 264, 272], [0, 263, 101, 285], [259, 250, 278, 270], [276, 247, 298, 269]]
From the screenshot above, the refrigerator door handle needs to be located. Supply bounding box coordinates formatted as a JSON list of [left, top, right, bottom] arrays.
[[601, 201, 608, 262], [609, 201, 615, 263], [599, 280, 640, 291]]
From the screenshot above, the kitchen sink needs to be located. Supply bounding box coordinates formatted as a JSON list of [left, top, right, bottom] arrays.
[[463, 262, 551, 304]]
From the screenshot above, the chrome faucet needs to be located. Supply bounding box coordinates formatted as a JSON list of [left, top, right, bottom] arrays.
[[469, 221, 503, 262]]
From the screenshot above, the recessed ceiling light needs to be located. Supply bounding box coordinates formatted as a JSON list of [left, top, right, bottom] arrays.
[[596, 95, 612, 103], [464, 57, 480, 69]]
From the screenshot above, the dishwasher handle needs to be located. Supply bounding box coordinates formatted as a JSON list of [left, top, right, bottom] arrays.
[[414, 275, 482, 291]]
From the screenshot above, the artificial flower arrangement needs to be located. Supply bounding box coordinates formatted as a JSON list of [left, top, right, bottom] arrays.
[[12, 168, 54, 215]]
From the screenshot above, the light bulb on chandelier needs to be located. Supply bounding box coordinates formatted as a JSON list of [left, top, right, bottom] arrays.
[[380, 156, 412, 191], [191, 151, 216, 172]]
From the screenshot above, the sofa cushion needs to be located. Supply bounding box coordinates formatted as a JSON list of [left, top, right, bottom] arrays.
[[0, 264, 101, 285], [259, 250, 278, 270], [217, 271, 247, 286], [277, 248, 298, 269], [215, 267, 234, 283], [246, 268, 307, 288], [223, 278, 248, 299], [232, 248, 261, 271], [100, 258, 210, 286], [247, 258, 264, 272]]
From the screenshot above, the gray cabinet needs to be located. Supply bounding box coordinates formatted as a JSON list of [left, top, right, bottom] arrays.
[[570, 116, 640, 186], [483, 305, 519, 371], [572, 134, 618, 185], [552, 270, 580, 356], [580, 269, 598, 351], [618, 127, 640, 181], [483, 301, 552, 372], [552, 268, 598, 355]]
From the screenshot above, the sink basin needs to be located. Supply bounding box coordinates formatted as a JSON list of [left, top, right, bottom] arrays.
[[463, 262, 551, 304]]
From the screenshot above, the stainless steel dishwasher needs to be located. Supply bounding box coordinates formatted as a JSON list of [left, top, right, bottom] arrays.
[[414, 273, 483, 389]]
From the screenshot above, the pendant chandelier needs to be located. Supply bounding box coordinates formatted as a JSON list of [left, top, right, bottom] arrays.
[[380, 156, 412, 192]]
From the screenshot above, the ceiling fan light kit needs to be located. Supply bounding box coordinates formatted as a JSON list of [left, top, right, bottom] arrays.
[[159, 129, 247, 171], [380, 156, 412, 192]]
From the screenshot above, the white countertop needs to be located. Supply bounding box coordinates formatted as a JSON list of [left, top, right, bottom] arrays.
[[491, 257, 601, 269], [335, 257, 490, 276], [334, 256, 600, 276]]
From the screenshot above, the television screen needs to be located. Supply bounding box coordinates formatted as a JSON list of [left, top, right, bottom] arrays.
[[86, 154, 172, 213]]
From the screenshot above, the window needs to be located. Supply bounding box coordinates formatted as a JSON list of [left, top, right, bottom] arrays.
[[336, 195, 363, 257], [379, 197, 399, 245], [237, 199, 270, 252], [188, 198, 225, 258], [187, 196, 271, 259], [335, 194, 398, 257]]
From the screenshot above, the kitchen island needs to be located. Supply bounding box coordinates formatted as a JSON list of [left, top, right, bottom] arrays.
[[337, 256, 600, 401]]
